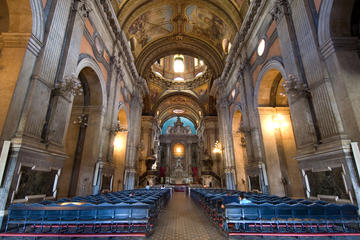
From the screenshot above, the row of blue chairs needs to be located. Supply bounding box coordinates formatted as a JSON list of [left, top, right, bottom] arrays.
[[190, 188, 360, 235], [5, 188, 171, 236]]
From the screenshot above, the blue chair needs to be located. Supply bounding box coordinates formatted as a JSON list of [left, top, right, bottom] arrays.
[[308, 204, 325, 232], [6, 205, 28, 232], [275, 203, 293, 232]]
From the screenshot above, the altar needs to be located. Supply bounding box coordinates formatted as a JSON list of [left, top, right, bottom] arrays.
[[158, 117, 200, 185]]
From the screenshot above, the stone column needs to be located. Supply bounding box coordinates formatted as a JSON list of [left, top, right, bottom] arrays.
[[270, 1, 318, 150], [124, 94, 143, 190], [186, 142, 191, 180], [217, 97, 236, 190], [46, 0, 92, 146], [17, 1, 74, 141], [166, 143, 171, 180]]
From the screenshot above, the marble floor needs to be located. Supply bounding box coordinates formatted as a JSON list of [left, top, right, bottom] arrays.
[[148, 192, 227, 240]]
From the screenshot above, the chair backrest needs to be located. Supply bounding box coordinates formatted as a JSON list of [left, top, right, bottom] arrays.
[[308, 204, 325, 219], [131, 204, 149, 219], [96, 207, 115, 220], [78, 205, 97, 221], [324, 204, 342, 220], [340, 204, 359, 220], [114, 206, 131, 220], [292, 203, 309, 219], [225, 204, 243, 220], [243, 205, 259, 220], [276, 203, 292, 220], [259, 203, 276, 220], [61, 209, 79, 221]]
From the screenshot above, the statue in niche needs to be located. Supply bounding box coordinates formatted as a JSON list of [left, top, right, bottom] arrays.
[[151, 161, 157, 170], [176, 158, 183, 169], [201, 149, 213, 172]]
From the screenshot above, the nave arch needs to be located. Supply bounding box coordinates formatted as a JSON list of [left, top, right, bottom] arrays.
[[231, 107, 248, 192], [58, 62, 106, 198], [254, 60, 304, 198], [318, 0, 360, 141], [112, 107, 129, 192]]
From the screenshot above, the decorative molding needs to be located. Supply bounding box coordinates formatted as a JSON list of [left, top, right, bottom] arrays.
[[97, 0, 140, 88], [0, 33, 31, 49], [270, 0, 291, 23], [220, 0, 263, 89], [54, 73, 83, 96], [74, 0, 92, 18], [283, 74, 310, 98], [146, 70, 213, 90], [30, 0, 45, 43]]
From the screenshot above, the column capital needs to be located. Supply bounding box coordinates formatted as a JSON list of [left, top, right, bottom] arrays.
[[74, 0, 92, 19], [270, 0, 291, 23]]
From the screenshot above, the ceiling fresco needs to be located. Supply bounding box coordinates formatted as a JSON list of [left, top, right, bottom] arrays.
[[128, 5, 174, 51], [117, 0, 248, 66], [185, 5, 231, 53], [115, 0, 249, 123]]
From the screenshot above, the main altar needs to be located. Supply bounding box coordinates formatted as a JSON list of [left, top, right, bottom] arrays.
[[158, 117, 199, 184]]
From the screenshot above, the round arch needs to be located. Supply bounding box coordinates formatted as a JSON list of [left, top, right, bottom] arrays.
[[76, 57, 107, 110], [318, 0, 356, 47], [136, 35, 224, 78], [254, 58, 288, 108]]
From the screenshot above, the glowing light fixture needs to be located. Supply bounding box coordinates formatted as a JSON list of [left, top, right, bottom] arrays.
[[269, 113, 288, 131], [213, 140, 222, 153], [174, 55, 184, 73], [113, 135, 122, 148], [176, 147, 182, 153]]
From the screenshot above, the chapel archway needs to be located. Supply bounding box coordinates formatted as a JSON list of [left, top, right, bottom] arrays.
[[112, 108, 128, 191], [231, 109, 248, 191], [58, 67, 104, 198], [257, 68, 303, 197]]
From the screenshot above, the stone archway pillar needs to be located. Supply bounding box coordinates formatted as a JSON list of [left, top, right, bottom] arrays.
[[124, 94, 143, 190], [217, 97, 236, 190]]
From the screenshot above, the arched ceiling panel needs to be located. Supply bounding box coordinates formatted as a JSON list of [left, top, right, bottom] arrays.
[[116, 0, 248, 77]]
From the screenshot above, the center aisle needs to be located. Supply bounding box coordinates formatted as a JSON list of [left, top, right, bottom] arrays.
[[148, 191, 226, 240]]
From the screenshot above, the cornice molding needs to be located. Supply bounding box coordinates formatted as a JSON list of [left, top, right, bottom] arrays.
[[146, 70, 213, 90], [96, 0, 144, 92], [219, 0, 264, 90]]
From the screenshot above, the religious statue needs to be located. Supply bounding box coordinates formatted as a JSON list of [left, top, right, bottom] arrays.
[[151, 161, 157, 170], [175, 158, 183, 169]]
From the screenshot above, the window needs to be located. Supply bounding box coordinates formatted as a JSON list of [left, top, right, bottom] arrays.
[[257, 39, 266, 56], [174, 55, 185, 73]]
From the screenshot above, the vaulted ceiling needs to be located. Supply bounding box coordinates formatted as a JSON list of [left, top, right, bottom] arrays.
[[115, 0, 250, 128]]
